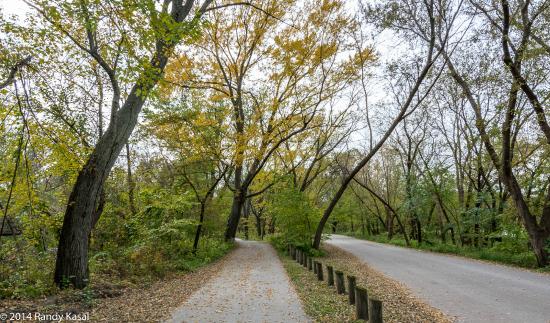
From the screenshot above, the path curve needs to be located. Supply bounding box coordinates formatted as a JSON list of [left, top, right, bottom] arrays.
[[326, 234, 550, 323], [167, 240, 309, 323]]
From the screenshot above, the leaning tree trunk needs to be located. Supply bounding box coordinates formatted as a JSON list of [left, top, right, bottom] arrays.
[[312, 23, 439, 248], [508, 180, 550, 266], [53, 0, 223, 288], [54, 88, 149, 288], [54, 31, 180, 288], [224, 190, 245, 241]]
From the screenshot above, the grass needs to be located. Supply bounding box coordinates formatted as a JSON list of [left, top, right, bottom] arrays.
[[277, 249, 359, 323], [343, 232, 549, 271]]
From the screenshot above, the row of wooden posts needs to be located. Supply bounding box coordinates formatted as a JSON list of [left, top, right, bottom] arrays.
[[288, 244, 383, 323]]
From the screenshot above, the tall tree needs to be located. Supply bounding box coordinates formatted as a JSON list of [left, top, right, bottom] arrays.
[[166, 0, 365, 241], [26, 0, 219, 288], [313, 0, 448, 248]]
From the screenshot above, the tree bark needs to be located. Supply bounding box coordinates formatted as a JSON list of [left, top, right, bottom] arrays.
[[55, 85, 156, 288], [192, 202, 206, 254], [225, 189, 244, 241]]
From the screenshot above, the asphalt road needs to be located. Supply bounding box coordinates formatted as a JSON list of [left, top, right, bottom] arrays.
[[167, 240, 309, 323], [326, 234, 550, 323]]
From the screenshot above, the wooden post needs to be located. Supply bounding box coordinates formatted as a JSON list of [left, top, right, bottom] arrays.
[[368, 298, 383, 323], [316, 262, 324, 281], [347, 275, 356, 305], [303, 254, 308, 268], [327, 265, 334, 286], [297, 250, 301, 263], [313, 261, 318, 274], [292, 245, 296, 259], [308, 257, 313, 271], [355, 286, 368, 320], [335, 271, 345, 294]]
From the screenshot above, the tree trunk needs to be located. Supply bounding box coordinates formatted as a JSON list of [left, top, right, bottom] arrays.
[[509, 180, 550, 266], [126, 142, 136, 217], [436, 197, 445, 243], [416, 218, 422, 243], [193, 202, 206, 253], [54, 89, 147, 288], [268, 218, 275, 234], [255, 215, 262, 239], [243, 197, 249, 240], [225, 190, 244, 241], [531, 230, 549, 267], [386, 206, 394, 240]]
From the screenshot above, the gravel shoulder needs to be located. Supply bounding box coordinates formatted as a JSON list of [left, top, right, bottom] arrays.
[[327, 234, 550, 323], [314, 244, 451, 322], [167, 240, 309, 323]]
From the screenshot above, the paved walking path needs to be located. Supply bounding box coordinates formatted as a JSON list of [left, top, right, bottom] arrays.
[[167, 240, 309, 323], [327, 234, 550, 323]]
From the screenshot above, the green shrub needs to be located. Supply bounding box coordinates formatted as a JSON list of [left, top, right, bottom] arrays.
[[0, 240, 56, 299], [265, 184, 320, 249]]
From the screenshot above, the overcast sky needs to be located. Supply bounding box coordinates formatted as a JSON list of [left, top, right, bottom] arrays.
[[0, 0, 28, 19]]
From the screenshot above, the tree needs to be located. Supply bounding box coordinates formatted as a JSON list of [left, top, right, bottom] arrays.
[[25, 0, 219, 288], [166, 0, 365, 242], [365, 0, 550, 266], [144, 92, 230, 252], [437, 0, 550, 266], [313, 0, 448, 248]]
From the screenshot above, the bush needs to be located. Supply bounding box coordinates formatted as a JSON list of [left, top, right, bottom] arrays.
[[265, 184, 320, 249], [0, 240, 57, 299]]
